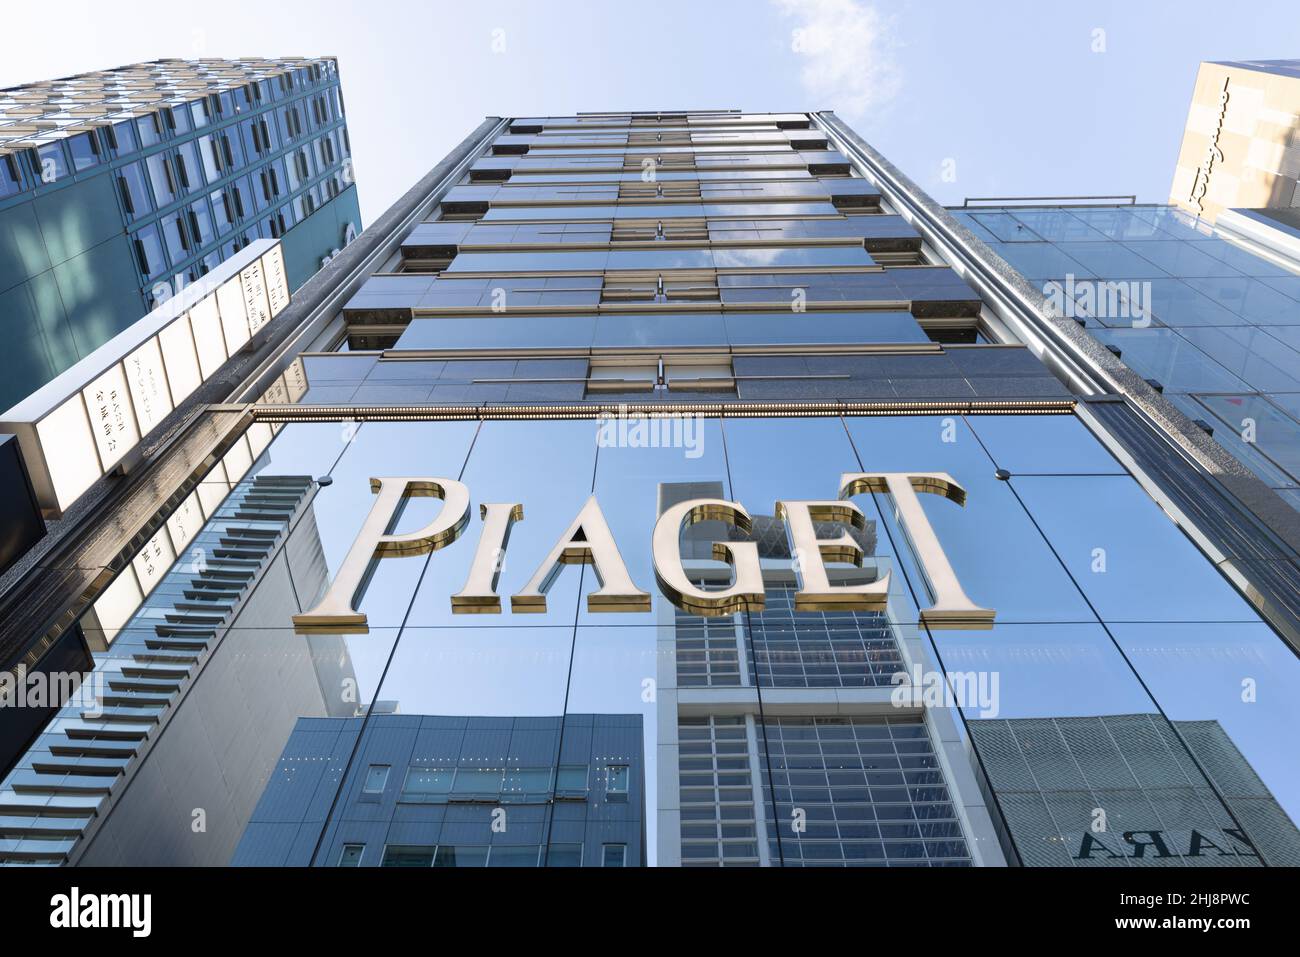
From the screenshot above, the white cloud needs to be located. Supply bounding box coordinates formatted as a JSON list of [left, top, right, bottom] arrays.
[[773, 0, 901, 118]]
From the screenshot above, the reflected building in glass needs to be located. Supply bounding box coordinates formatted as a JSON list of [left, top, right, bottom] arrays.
[[1, 110, 1298, 870], [0, 58, 361, 409], [971, 714, 1300, 867], [234, 711, 645, 867]]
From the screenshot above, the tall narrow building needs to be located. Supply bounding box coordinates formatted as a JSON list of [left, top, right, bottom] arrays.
[[1170, 59, 1300, 222], [0, 111, 1297, 869], [0, 57, 360, 409]]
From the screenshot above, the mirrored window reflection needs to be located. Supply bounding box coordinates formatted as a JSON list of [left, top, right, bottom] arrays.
[[1109, 622, 1300, 867], [1011, 475, 1263, 623], [10, 458, 404, 865], [304, 626, 574, 868], [840, 415, 1095, 624], [931, 624, 1261, 867], [1195, 394, 1300, 483], [723, 414, 921, 660], [31, 408, 1300, 867], [298, 420, 479, 630], [964, 414, 1125, 475], [405, 419, 598, 629], [561, 627, 657, 866], [577, 418, 728, 627]]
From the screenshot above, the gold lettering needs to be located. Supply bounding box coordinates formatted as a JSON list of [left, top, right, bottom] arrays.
[[775, 500, 889, 612], [292, 477, 470, 632], [451, 503, 523, 613], [511, 497, 649, 613], [839, 472, 994, 628], [652, 499, 764, 616]]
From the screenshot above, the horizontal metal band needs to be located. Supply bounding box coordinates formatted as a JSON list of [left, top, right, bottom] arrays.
[[247, 398, 1077, 422]]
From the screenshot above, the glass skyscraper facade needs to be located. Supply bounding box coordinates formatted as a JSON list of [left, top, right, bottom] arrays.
[[0, 58, 361, 409], [0, 110, 1297, 869], [954, 203, 1300, 511]]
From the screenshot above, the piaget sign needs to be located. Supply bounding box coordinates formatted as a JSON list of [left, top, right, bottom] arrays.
[[291, 470, 994, 632]]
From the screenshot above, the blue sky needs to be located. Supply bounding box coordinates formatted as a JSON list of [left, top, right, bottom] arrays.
[[3, 0, 1299, 224]]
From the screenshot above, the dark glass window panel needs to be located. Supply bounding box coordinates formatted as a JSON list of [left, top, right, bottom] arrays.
[[67, 132, 101, 172]]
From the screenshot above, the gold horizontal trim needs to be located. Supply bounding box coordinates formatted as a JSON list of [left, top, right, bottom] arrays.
[[428, 264, 887, 280], [449, 237, 876, 253], [395, 299, 922, 319], [371, 342, 945, 361], [247, 398, 1077, 423]]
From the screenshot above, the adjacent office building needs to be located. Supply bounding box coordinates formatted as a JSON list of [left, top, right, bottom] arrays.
[[1170, 59, 1300, 222], [1, 110, 1298, 869], [0, 57, 361, 409]]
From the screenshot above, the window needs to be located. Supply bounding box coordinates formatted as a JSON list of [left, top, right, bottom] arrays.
[[556, 765, 588, 796], [400, 766, 453, 802], [503, 768, 551, 800], [163, 105, 191, 135], [229, 181, 248, 219], [0, 154, 22, 198], [607, 765, 630, 796], [197, 134, 222, 180], [450, 768, 503, 799], [145, 152, 176, 206], [337, 844, 364, 866], [362, 764, 390, 794], [162, 213, 190, 261], [602, 844, 627, 867], [190, 98, 212, 129], [108, 120, 137, 156], [487, 846, 541, 867], [545, 844, 583, 867], [132, 223, 167, 279], [35, 143, 69, 183], [220, 131, 245, 170], [381, 845, 434, 867], [136, 113, 163, 147], [67, 132, 101, 172], [210, 187, 234, 231], [188, 200, 215, 247], [283, 105, 303, 140], [433, 846, 489, 867], [175, 141, 203, 191]]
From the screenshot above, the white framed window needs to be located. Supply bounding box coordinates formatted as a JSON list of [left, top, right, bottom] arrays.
[[337, 844, 364, 866]]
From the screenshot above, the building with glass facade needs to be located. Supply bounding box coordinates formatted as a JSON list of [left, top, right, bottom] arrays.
[[0, 110, 1297, 869], [952, 202, 1300, 512], [0, 58, 361, 409]]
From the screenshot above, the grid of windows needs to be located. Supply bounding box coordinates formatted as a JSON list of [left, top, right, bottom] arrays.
[[746, 585, 905, 688], [381, 844, 547, 867], [760, 716, 972, 867], [674, 607, 746, 687], [396, 763, 587, 803], [678, 716, 761, 866], [0, 58, 354, 296]]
